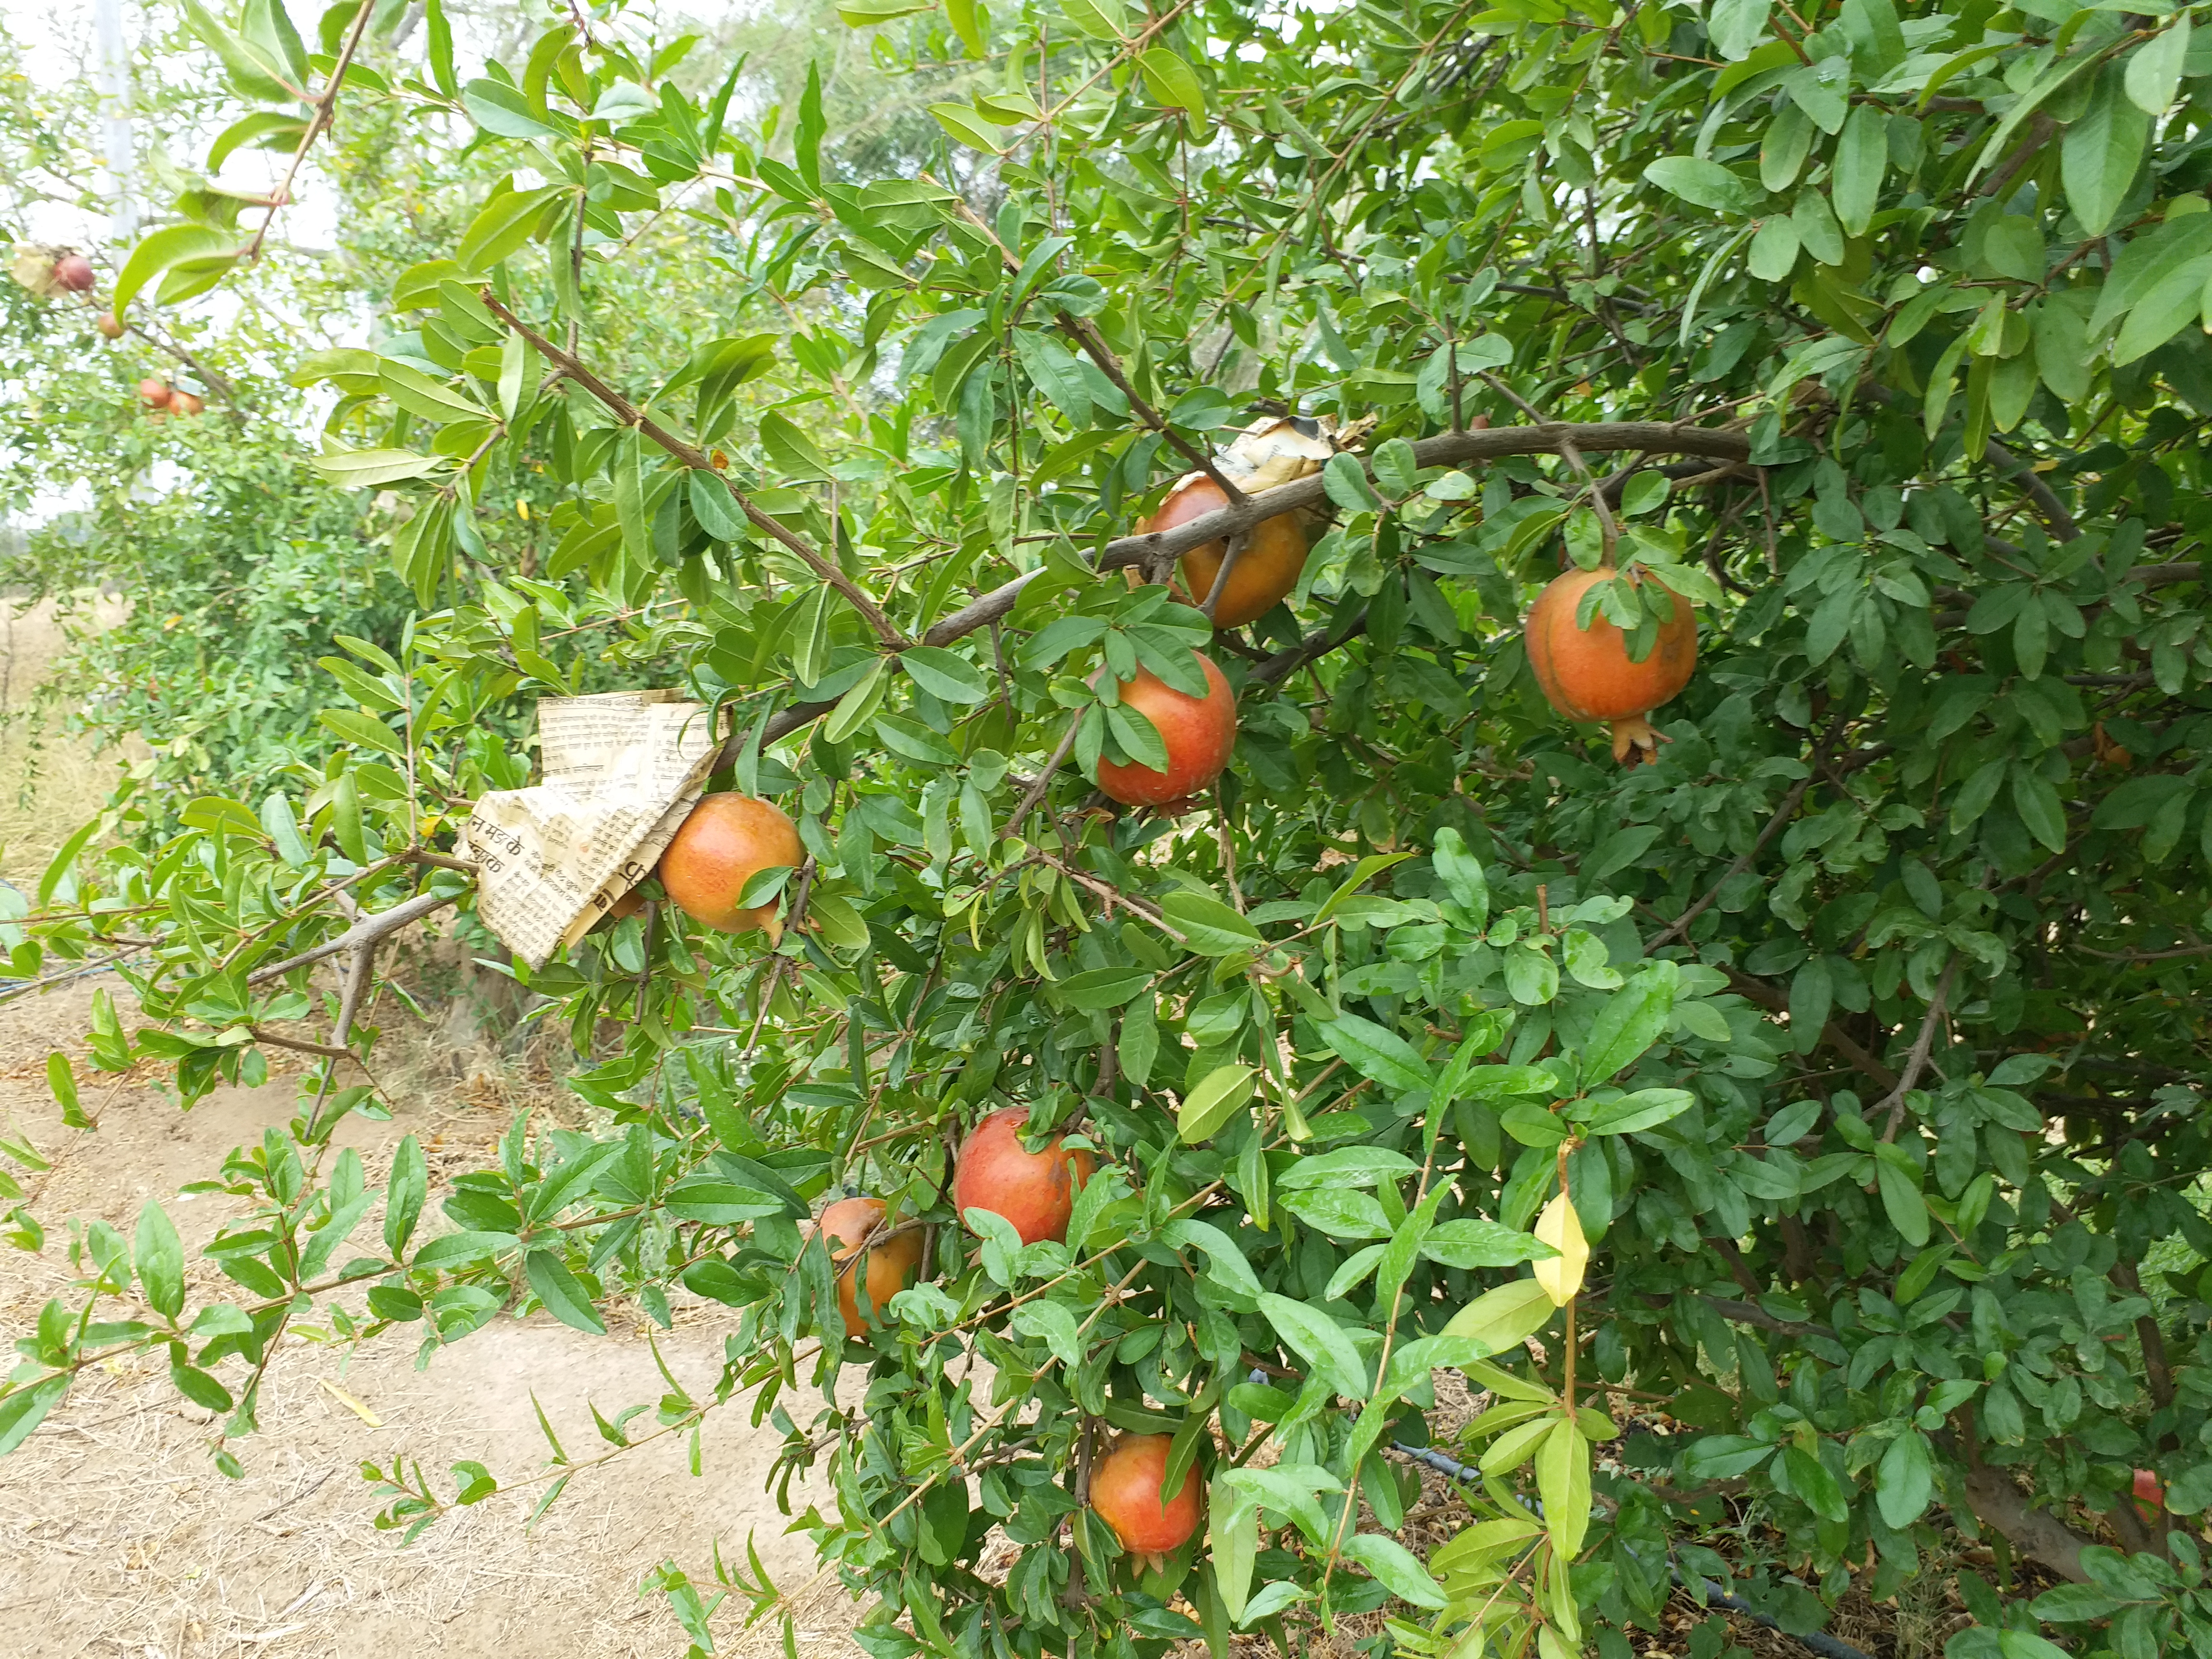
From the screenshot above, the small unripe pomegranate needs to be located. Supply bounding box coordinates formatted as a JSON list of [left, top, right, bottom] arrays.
[[952, 1106, 1094, 1245], [1094, 651, 1237, 808], [1091, 1433, 1202, 1568], [814, 1196, 923, 1338], [52, 253, 95, 292], [95, 312, 123, 339], [1524, 565, 1696, 766], [137, 378, 172, 410], [657, 794, 803, 936], [168, 390, 204, 417]]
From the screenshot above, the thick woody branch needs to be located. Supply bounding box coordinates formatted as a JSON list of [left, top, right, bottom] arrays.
[[718, 421, 1750, 765], [481, 295, 907, 649], [1960, 1467, 2097, 1585], [248, 890, 458, 985]]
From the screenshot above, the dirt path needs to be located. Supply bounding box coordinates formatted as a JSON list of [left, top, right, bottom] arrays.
[[0, 976, 868, 1659]]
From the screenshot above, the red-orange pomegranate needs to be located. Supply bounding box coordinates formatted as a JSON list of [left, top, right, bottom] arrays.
[[815, 1196, 923, 1338], [1142, 476, 1307, 629], [952, 1107, 1095, 1245], [658, 794, 803, 935], [1525, 565, 1696, 766], [1091, 1433, 1202, 1564], [1094, 652, 1237, 808]]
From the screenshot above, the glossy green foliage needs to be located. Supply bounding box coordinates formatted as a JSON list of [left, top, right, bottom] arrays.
[[9, 1, 2212, 1657]]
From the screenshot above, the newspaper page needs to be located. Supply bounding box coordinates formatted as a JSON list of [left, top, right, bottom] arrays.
[[460, 690, 722, 969]]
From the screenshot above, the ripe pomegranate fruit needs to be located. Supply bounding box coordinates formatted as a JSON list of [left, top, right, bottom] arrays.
[[1142, 475, 1307, 629], [95, 312, 123, 339], [1524, 565, 1696, 766], [1091, 1433, 1202, 1568], [1094, 651, 1237, 808], [952, 1106, 1094, 1245], [52, 252, 95, 292], [657, 794, 802, 935], [168, 390, 204, 417], [815, 1196, 923, 1338], [137, 378, 172, 410]]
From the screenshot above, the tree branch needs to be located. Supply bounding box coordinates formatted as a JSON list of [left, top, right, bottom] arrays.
[[481, 294, 907, 649], [1877, 958, 1959, 1140], [717, 421, 1750, 765], [247, 890, 458, 985], [242, 0, 374, 265]]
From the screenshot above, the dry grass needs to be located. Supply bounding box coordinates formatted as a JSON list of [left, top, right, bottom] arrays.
[[0, 594, 133, 887]]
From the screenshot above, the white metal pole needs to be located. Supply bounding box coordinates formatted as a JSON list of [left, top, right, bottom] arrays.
[[92, 0, 137, 244]]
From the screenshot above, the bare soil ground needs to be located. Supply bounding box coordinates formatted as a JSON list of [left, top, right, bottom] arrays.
[[0, 969, 875, 1659]]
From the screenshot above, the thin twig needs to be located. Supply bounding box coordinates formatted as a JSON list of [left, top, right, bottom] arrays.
[[1878, 959, 1960, 1141], [242, 0, 375, 265]]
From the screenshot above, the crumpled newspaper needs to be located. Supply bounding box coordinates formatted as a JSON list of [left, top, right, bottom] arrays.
[[458, 691, 722, 968], [9, 245, 66, 300]]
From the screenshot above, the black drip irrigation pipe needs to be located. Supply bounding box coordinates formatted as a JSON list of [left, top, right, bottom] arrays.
[[1391, 1442, 1877, 1659]]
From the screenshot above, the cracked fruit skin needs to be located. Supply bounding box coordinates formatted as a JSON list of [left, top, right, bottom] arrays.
[[1144, 476, 1308, 629], [1094, 652, 1237, 808], [657, 794, 803, 934], [952, 1107, 1095, 1245], [1091, 1434, 1202, 1557], [1525, 565, 1696, 765], [817, 1197, 923, 1338]]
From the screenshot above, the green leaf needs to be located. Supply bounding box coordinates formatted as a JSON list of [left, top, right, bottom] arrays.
[[1138, 48, 1206, 119], [1179, 1064, 1258, 1143], [113, 225, 239, 317], [457, 186, 561, 273], [1157, 1219, 1262, 1299], [2063, 67, 2150, 238], [385, 1135, 427, 1256], [1210, 1485, 1259, 1622], [1780, 1443, 1850, 1523], [525, 1249, 608, 1334], [1340, 1534, 1448, 1608], [1277, 1187, 1394, 1240], [759, 409, 834, 481], [463, 78, 563, 140], [1256, 1293, 1369, 1399], [900, 645, 991, 704], [1642, 156, 1758, 215], [1875, 1428, 1934, 1528], [1535, 1417, 1591, 1557], [1419, 1219, 1552, 1270], [1315, 1013, 1430, 1094], [180, 0, 295, 100], [836, 0, 933, 22], [689, 472, 751, 542], [2011, 768, 2068, 854], [312, 447, 444, 488], [945, 0, 985, 55], [207, 110, 309, 171], [1584, 1087, 1695, 1136], [1578, 963, 1678, 1083], [929, 101, 1005, 153], [0, 1374, 71, 1457], [1441, 1277, 1557, 1352], [2125, 16, 2189, 116], [1161, 891, 1263, 955], [1831, 105, 1887, 237], [823, 658, 890, 744], [1322, 452, 1382, 512], [1058, 965, 1153, 1010], [135, 1202, 184, 1322]]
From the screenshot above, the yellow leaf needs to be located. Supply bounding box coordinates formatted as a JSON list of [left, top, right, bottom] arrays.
[[316, 1376, 383, 1427], [1532, 1192, 1588, 1306]]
